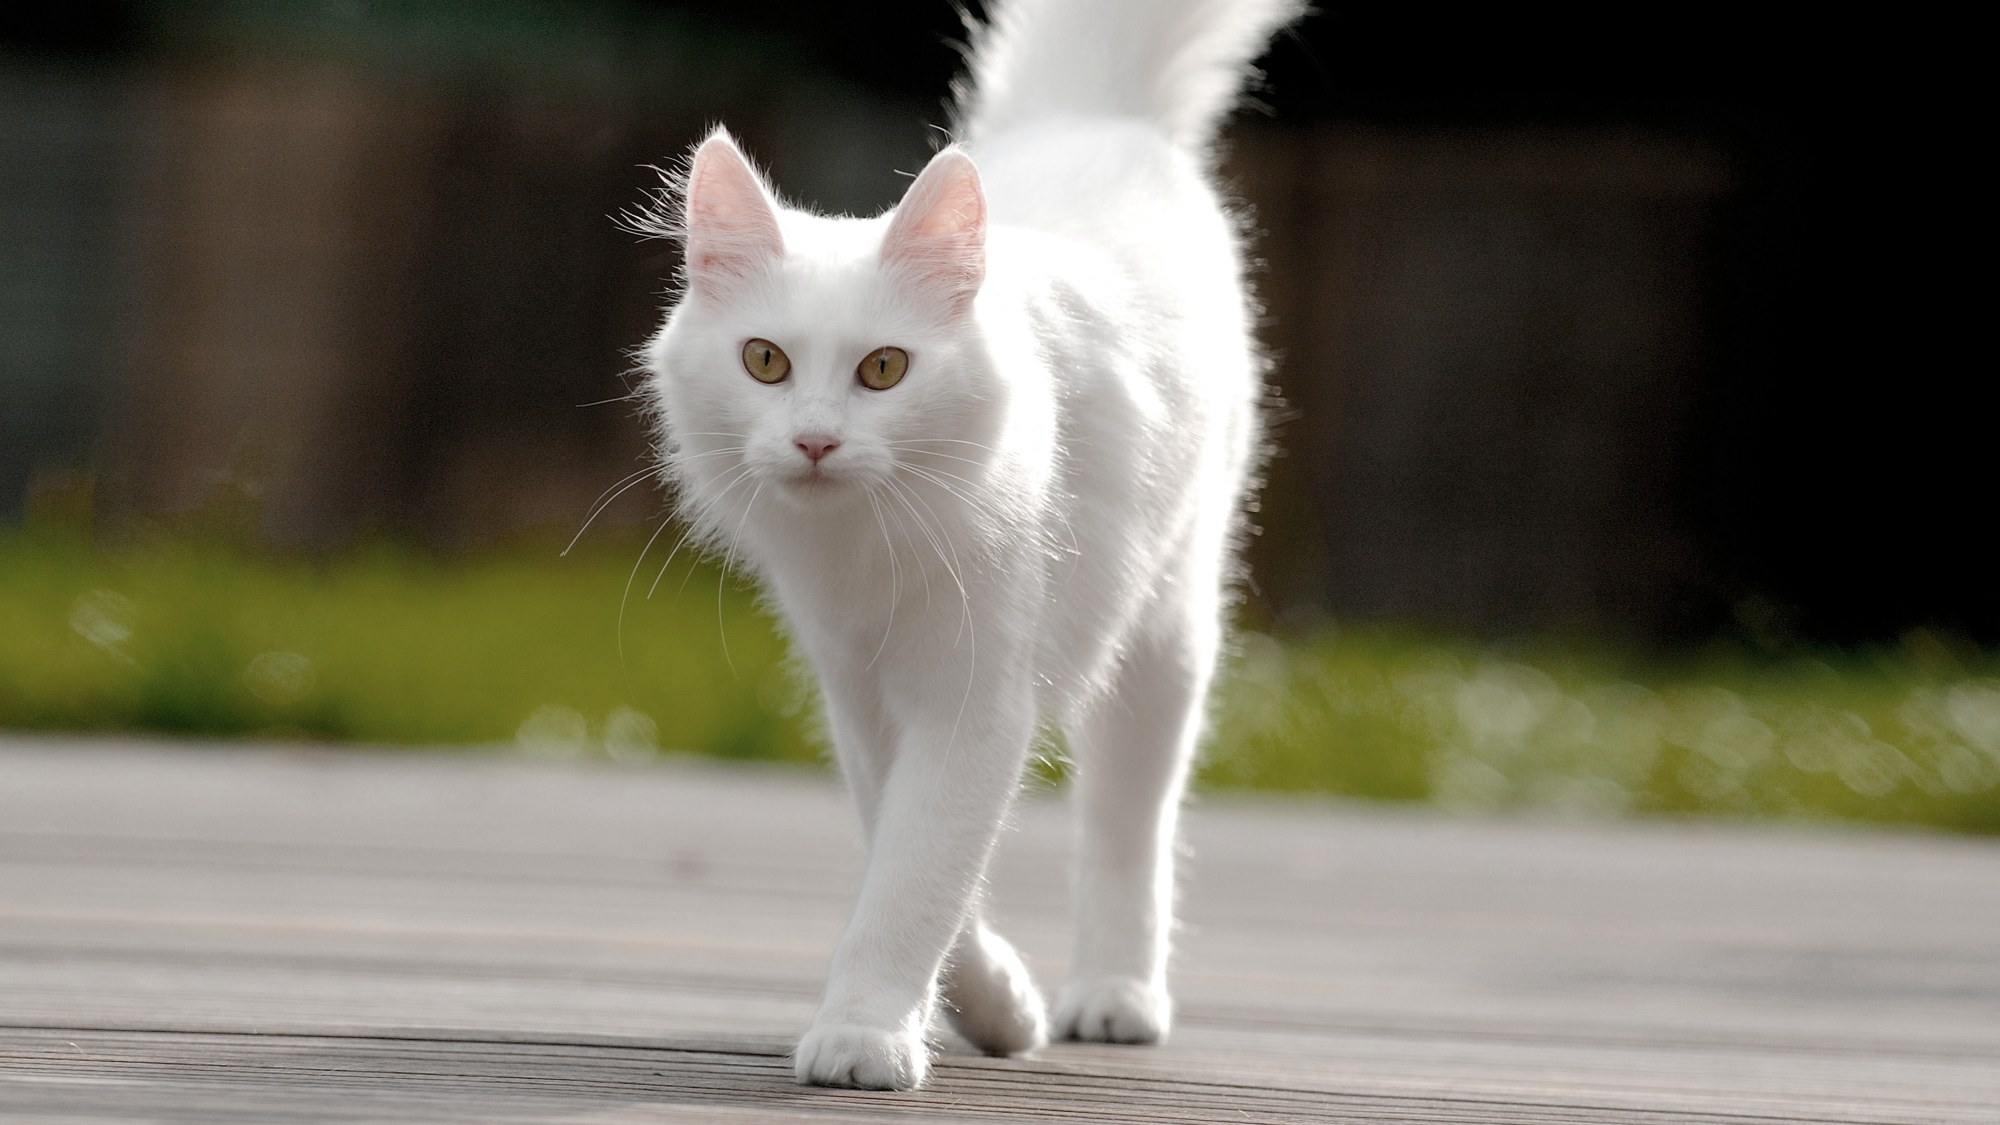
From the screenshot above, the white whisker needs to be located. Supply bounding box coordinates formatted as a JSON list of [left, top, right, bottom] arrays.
[[896, 464, 1001, 520], [565, 466, 662, 556], [885, 475, 973, 648], [713, 479, 765, 676], [616, 515, 679, 670], [863, 485, 901, 670], [884, 477, 976, 763], [652, 462, 759, 599], [887, 437, 1000, 453], [874, 478, 933, 611], [897, 457, 1077, 562]]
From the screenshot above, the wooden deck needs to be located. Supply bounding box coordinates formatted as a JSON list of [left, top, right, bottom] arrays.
[[1, 736, 1996, 1123]]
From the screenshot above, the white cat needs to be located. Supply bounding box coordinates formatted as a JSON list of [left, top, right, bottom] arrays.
[[639, 0, 1298, 1090]]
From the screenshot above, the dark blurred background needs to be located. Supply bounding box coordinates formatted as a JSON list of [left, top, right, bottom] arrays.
[[3, 1, 1986, 647]]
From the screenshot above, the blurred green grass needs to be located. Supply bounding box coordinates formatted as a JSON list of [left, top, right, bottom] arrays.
[[1205, 626, 2000, 834], [5, 523, 1997, 834], [1, 522, 815, 764]]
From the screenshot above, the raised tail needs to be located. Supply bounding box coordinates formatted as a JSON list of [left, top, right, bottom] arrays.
[[954, 0, 1304, 154]]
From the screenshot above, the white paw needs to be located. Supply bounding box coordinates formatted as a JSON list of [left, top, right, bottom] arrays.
[[794, 1023, 929, 1089], [1052, 974, 1170, 1044], [940, 924, 1048, 1056]]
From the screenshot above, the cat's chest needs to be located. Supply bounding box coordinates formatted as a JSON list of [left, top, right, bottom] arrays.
[[758, 502, 999, 616]]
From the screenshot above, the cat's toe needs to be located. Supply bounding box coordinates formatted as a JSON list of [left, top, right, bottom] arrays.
[[794, 1024, 929, 1089], [1052, 975, 1170, 1044]]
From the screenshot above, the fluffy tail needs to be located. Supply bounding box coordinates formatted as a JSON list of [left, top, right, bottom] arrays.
[[955, 0, 1304, 153]]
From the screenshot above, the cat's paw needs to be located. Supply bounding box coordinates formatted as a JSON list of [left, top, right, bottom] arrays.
[[1052, 975, 1171, 1044], [794, 1023, 929, 1090], [940, 924, 1048, 1056]]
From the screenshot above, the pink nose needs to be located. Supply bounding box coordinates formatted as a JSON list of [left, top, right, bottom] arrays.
[[795, 434, 840, 462]]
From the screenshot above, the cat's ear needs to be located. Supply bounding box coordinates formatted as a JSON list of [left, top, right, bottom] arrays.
[[683, 131, 784, 297], [880, 147, 986, 315]]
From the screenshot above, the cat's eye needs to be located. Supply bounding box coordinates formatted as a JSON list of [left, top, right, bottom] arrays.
[[857, 346, 909, 391], [742, 338, 791, 384]]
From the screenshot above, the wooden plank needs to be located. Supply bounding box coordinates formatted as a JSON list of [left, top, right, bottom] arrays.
[[2, 735, 1997, 1123], [6, 1026, 1921, 1125]]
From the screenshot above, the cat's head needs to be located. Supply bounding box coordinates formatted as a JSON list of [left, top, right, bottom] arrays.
[[643, 129, 996, 537]]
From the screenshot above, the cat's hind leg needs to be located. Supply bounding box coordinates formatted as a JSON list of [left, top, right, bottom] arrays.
[[939, 916, 1048, 1055], [1054, 603, 1217, 1044]]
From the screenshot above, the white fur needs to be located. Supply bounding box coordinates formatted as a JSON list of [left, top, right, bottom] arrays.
[[641, 0, 1298, 1091]]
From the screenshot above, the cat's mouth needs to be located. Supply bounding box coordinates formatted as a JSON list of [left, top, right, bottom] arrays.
[[782, 460, 849, 494]]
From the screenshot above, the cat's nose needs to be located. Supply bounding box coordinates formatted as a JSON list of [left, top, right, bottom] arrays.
[[794, 434, 840, 462]]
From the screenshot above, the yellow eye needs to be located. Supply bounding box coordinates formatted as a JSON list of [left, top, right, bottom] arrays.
[[857, 346, 909, 390], [742, 338, 790, 383]]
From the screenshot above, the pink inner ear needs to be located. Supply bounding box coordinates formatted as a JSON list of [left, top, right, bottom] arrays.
[[685, 134, 783, 290], [881, 148, 986, 311], [903, 159, 984, 239]]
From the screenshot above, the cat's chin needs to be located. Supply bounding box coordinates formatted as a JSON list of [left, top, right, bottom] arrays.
[[773, 469, 866, 508]]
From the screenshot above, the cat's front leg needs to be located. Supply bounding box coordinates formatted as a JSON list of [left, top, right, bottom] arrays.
[[796, 674, 1036, 1089]]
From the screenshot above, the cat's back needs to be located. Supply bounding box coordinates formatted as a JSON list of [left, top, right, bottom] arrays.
[[972, 114, 1257, 469], [964, 117, 1260, 712], [959, 0, 1289, 707]]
